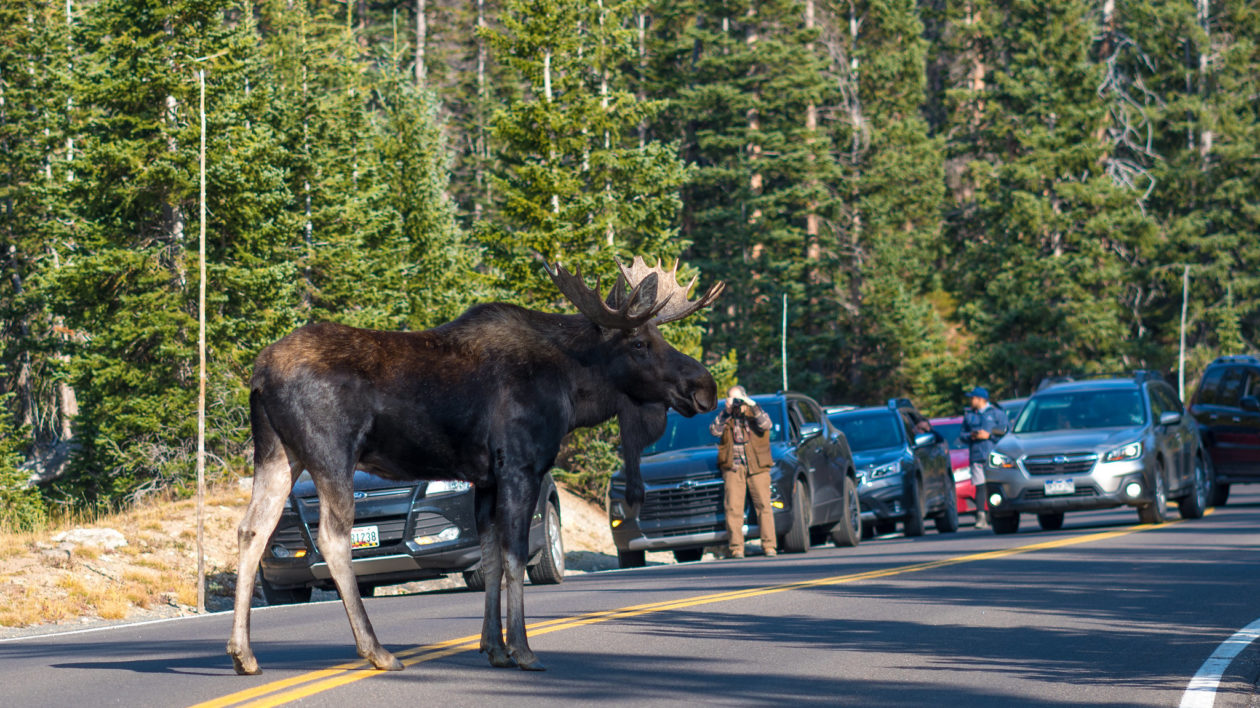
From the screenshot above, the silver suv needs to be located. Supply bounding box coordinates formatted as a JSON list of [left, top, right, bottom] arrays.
[[984, 373, 1211, 533]]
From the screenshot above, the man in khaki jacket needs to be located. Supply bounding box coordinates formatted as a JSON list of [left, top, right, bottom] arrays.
[[709, 386, 777, 558]]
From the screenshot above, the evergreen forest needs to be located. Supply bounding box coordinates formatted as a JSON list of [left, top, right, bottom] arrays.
[[1, 0, 1257, 521]]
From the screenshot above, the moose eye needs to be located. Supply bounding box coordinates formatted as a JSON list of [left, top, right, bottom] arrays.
[[632, 340, 646, 350]]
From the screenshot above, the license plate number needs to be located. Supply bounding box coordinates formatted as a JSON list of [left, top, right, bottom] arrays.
[[1044, 479, 1075, 496], [350, 525, 379, 550]]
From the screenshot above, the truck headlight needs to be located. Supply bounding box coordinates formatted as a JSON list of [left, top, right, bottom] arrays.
[[988, 452, 1016, 469], [1104, 442, 1143, 462]]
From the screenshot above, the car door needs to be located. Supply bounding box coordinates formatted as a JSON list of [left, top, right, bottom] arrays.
[[1153, 383, 1193, 491], [901, 410, 943, 510], [789, 399, 840, 522], [1191, 366, 1228, 471], [1207, 367, 1249, 475], [1236, 369, 1260, 481]]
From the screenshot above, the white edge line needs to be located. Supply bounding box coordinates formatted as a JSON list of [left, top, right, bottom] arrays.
[[0, 603, 317, 644], [1180, 616, 1260, 708]]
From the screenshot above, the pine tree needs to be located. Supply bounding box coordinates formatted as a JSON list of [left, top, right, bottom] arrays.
[[0, 0, 78, 473], [482, 0, 689, 305], [948, 0, 1156, 394]]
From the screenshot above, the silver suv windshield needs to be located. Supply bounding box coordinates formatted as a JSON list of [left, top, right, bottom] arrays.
[[1014, 389, 1146, 433]]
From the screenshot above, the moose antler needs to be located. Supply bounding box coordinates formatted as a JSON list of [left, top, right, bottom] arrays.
[[614, 256, 725, 325], [544, 262, 668, 329], [545, 257, 724, 329]]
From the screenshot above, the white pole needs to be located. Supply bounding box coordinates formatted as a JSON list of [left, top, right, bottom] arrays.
[[1179, 265, 1189, 401], [781, 294, 788, 391], [196, 68, 207, 614]]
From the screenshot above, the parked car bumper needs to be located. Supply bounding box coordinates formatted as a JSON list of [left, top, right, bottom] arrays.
[[984, 458, 1153, 514], [857, 476, 907, 522]]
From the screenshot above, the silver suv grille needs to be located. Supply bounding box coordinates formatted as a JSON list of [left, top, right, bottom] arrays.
[[1022, 454, 1098, 476]]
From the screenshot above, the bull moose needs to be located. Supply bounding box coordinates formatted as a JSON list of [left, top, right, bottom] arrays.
[[227, 257, 723, 675]]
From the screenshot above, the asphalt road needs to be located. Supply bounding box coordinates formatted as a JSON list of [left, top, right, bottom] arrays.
[[4, 489, 1259, 708]]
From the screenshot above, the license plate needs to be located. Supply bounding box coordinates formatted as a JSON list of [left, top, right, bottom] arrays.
[[350, 525, 380, 550], [1044, 479, 1075, 496]]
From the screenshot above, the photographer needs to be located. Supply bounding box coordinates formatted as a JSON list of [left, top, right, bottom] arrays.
[[958, 386, 1009, 530], [709, 386, 776, 558]]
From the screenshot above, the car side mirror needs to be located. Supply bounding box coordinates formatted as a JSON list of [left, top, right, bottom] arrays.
[[800, 422, 823, 441], [1241, 396, 1260, 413], [1158, 411, 1182, 426], [913, 432, 936, 448]]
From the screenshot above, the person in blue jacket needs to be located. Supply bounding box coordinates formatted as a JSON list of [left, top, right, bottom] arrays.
[[959, 387, 1008, 529]]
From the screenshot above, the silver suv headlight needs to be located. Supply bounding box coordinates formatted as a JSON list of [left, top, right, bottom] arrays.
[[989, 451, 1016, 469], [1104, 442, 1143, 462]]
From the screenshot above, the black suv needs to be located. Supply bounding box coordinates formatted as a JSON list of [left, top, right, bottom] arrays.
[[827, 400, 957, 537], [258, 471, 564, 603], [607, 392, 861, 567], [1191, 355, 1260, 506]]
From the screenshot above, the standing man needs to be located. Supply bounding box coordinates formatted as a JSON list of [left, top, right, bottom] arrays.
[[709, 385, 777, 558], [959, 386, 1008, 530]]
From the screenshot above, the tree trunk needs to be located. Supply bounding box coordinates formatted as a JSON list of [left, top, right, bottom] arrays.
[[804, 0, 819, 261], [474, 0, 487, 220], [414, 0, 426, 87]]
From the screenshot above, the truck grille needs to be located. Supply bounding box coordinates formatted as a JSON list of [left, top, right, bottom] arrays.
[[640, 474, 724, 521], [310, 516, 408, 545], [1022, 454, 1097, 476]]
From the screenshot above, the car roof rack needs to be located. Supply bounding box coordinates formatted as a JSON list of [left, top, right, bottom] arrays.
[[1210, 354, 1260, 366], [1036, 370, 1168, 390]]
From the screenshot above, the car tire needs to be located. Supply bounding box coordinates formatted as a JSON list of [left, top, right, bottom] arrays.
[[527, 501, 565, 585], [617, 550, 646, 569], [1210, 481, 1230, 507], [1036, 512, 1065, 531], [1137, 464, 1168, 525], [357, 582, 377, 598], [1177, 456, 1209, 520], [462, 569, 487, 591], [992, 514, 1020, 535], [903, 475, 926, 538], [672, 548, 704, 563], [781, 478, 812, 553], [935, 478, 959, 534], [260, 575, 313, 605], [830, 475, 862, 548]]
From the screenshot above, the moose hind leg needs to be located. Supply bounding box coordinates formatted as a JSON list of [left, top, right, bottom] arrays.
[[474, 486, 513, 668], [311, 472, 402, 672], [227, 449, 297, 675], [501, 482, 545, 671]]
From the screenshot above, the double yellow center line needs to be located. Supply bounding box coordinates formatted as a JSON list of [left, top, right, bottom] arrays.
[[193, 519, 1185, 708]]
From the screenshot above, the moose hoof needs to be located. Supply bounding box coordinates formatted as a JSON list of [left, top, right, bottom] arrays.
[[365, 650, 403, 671], [481, 645, 516, 668], [228, 650, 261, 676], [512, 651, 546, 672]]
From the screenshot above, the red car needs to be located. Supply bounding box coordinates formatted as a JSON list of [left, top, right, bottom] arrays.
[[929, 416, 976, 516]]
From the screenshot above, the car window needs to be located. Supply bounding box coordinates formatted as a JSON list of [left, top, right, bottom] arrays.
[[1156, 385, 1182, 415], [1195, 367, 1225, 406], [1014, 389, 1146, 432], [795, 400, 822, 426], [1218, 367, 1246, 408], [829, 411, 903, 452], [932, 422, 967, 450], [642, 400, 785, 455]]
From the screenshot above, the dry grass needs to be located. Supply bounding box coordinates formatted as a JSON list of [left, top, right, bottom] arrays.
[[0, 481, 253, 631]]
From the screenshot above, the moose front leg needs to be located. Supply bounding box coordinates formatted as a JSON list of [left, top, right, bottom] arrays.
[[500, 479, 545, 671], [473, 486, 514, 668]]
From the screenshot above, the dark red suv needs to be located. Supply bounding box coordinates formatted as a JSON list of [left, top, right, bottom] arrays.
[[1190, 355, 1260, 506]]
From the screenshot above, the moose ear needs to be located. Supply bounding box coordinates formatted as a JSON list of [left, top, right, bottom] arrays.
[[604, 274, 628, 309]]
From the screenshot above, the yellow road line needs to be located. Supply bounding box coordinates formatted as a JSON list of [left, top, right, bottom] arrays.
[[196, 517, 1198, 708]]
